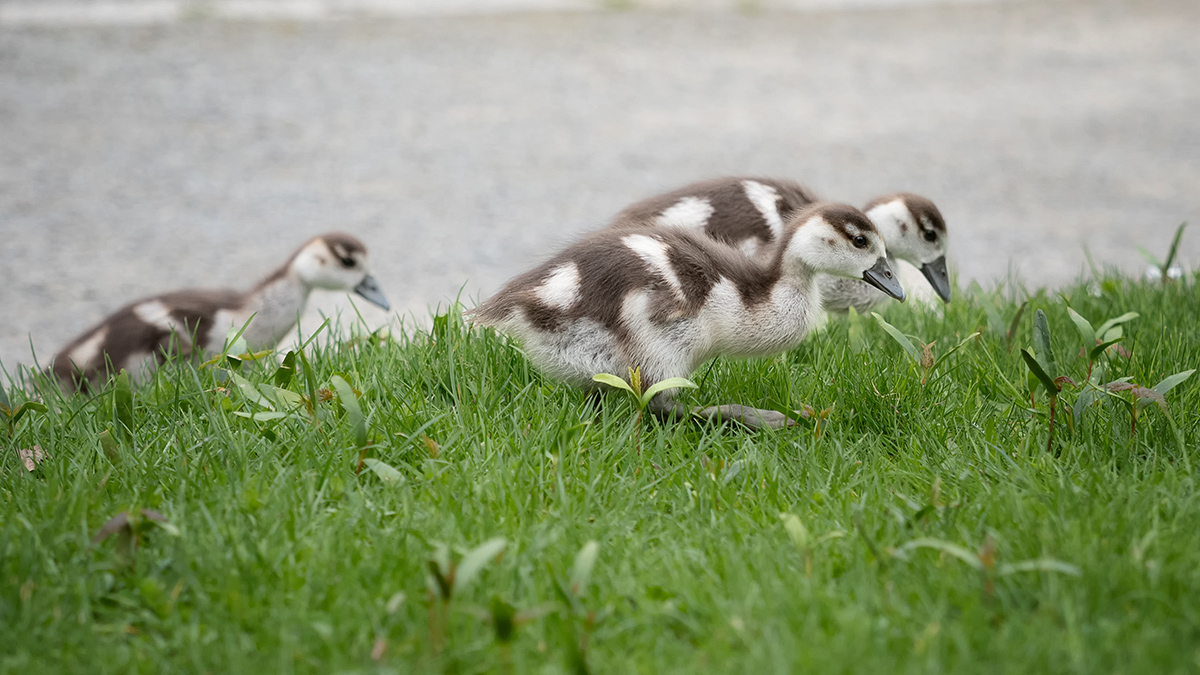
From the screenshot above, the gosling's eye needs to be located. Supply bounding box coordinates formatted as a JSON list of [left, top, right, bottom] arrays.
[[852, 235, 868, 249], [339, 256, 356, 268], [923, 230, 938, 242]]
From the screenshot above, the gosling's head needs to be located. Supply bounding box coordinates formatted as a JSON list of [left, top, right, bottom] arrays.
[[784, 203, 905, 302], [291, 233, 391, 310], [863, 193, 950, 302]]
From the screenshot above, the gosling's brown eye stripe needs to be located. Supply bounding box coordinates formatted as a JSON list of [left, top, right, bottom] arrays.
[[812, 203, 878, 242]]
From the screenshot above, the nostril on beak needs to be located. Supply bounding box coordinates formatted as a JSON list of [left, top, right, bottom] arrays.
[[885, 270, 893, 278]]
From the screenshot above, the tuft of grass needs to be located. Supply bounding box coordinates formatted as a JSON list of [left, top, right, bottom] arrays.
[[3, 278, 1200, 673]]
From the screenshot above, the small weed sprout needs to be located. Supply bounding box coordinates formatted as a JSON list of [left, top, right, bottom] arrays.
[[779, 512, 846, 577], [871, 313, 978, 385], [0, 383, 47, 438], [1139, 221, 1188, 283], [593, 368, 696, 450], [892, 535, 1079, 599], [1021, 309, 1074, 452], [425, 537, 507, 654], [91, 508, 180, 570], [1103, 370, 1195, 447], [548, 540, 604, 675]]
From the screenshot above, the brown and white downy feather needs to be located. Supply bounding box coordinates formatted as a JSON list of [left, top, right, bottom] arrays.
[[473, 202, 904, 430], [49, 232, 390, 392], [611, 177, 951, 313]]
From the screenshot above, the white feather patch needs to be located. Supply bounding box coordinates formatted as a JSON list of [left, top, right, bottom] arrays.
[[623, 234, 683, 295], [69, 325, 108, 370], [535, 262, 581, 311], [742, 180, 784, 239], [654, 196, 714, 230], [133, 300, 190, 346]]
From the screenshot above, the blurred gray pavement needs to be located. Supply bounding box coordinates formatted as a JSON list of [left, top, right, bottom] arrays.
[[3, 0, 1200, 372]]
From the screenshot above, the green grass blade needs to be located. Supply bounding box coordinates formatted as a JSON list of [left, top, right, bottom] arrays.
[[871, 312, 918, 362], [1163, 221, 1188, 271], [114, 370, 134, 439]]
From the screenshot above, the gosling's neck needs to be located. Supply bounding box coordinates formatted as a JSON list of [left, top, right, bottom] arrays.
[[239, 263, 312, 350]]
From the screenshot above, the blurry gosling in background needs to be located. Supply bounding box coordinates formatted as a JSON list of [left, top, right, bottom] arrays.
[[610, 176, 951, 313], [49, 232, 390, 393], [472, 202, 904, 430]]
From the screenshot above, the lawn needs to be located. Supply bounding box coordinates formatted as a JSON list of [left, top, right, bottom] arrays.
[[3, 273, 1200, 674]]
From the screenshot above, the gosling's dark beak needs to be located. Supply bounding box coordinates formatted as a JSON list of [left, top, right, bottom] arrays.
[[353, 275, 391, 311], [863, 258, 906, 302], [920, 256, 952, 303]]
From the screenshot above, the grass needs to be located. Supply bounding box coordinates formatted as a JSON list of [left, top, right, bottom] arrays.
[[3, 273, 1200, 674]]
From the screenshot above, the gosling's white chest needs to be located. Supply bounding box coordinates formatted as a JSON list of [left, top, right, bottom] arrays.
[[697, 276, 822, 359]]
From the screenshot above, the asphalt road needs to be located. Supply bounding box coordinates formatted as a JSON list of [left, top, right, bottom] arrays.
[[2, 0, 1199, 373]]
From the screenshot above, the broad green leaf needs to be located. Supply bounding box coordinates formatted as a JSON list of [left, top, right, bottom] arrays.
[[592, 373, 636, 396], [1021, 348, 1059, 395], [1066, 308, 1095, 350], [273, 351, 297, 387], [490, 595, 517, 643], [779, 512, 810, 549], [229, 349, 273, 364], [898, 538, 984, 571], [362, 458, 404, 485], [871, 312, 918, 362], [9, 401, 48, 426], [453, 537, 507, 595], [1095, 312, 1139, 341], [150, 519, 182, 537], [720, 458, 746, 486], [570, 541, 600, 596], [997, 559, 1081, 577], [1032, 309, 1057, 380], [98, 429, 120, 462], [1152, 369, 1195, 396], [330, 375, 367, 448], [270, 386, 303, 409], [430, 543, 452, 582], [385, 591, 406, 615], [232, 411, 290, 421], [816, 530, 847, 545], [231, 373, 274, 410], [222, 323, 251, 361], [640, 377, 698, 408], [1088, 338, 1123, 363]]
